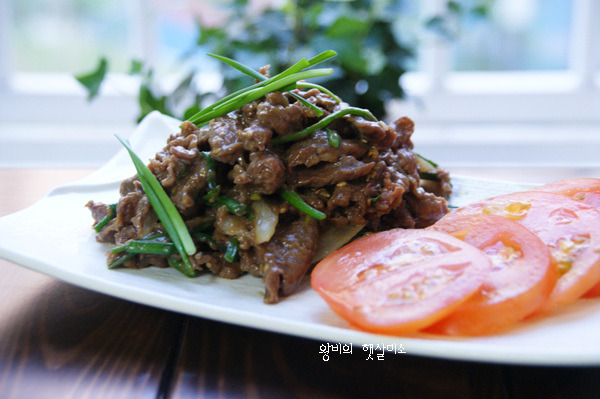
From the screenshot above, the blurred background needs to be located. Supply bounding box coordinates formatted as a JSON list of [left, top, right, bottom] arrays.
[[0, 0, 598, 173]]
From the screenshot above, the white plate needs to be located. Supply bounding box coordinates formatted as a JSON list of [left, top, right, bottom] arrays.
[[1, 111, 599, 366]]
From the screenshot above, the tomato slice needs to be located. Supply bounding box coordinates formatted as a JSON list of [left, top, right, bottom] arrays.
[[447, 190, 600, 313], [311, 229, 492, 335], [533, 178, 600, 298], [533, 178, 600, 210], [426, 214, 556, 335]]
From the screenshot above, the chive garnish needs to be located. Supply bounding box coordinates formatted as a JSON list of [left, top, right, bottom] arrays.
[[271, 107, 376, 146], [192, 231, 226, 251], [224, 237, 239, 263], [208, 53, 330, 117], [189, 69, 333, 126], [188, 51, 336, 126], [288, 91, 324, 116], [207, 53, 265, 81], [200, 151, 220, 197], [94, 203, 117, 232], [295, 82, 341, 103], [417, 153, 439, 168], [205, 194, 249, 217], [111, 240, 175, 255], [216, 195, 248, 216], [419, 171, 440, 181], [326, 128, 341, 148], [278, 188, 326, 220], [167, 255, 196, 278], [108, 252, 136, 269], [116, 135, 196, 276]]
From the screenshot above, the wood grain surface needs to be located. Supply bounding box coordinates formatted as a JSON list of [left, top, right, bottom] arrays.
[[1, 168, 599, 399]]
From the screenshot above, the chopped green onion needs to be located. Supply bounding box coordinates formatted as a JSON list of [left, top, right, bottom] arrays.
[[295, 82, 341, 103], [190, 68, 333, 125], [207, 53, 265, 81], [306, 50, 338, 67], [206, 194, 248, 216], [111, 240, 175, 255], [167, 255, 196, 278], [419, 171, 440, 181], [192, 231, 226, 251], [417, 153, 439, 168], [108, 252, 136, 269], [288, 91, 324, 116], [192, 222, 214, 233], [210, 50, 337, 84], [209, 55, 324, 117], [224, 237, 239, 263], [187, 60, 302, 122], [271, 107, 376, 146], [279, 188, 326, 220], [326, 128, 340, 148], [116, 135, 196, 276], [200, 151, 220, 197], [94, 203, 117, 232], [193, 51, 335, 127]]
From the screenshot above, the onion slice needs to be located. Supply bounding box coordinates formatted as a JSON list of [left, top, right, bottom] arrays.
[[251, 200, 279, 244], [312, 223, 364, 263]]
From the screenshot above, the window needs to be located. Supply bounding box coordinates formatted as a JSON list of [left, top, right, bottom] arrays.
[[0, 0, 599, 167]]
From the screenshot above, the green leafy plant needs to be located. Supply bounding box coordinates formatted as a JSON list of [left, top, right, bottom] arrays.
[[76, 0, 491, 121]]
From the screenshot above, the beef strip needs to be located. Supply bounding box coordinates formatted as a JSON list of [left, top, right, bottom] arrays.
[[208, 117, 244, 164], [231, 150, 285, 194], [256, 92, 306, 137], [288, 155, 375, 188], [258, 217, 319, 304], [286, 129, 368, 168]]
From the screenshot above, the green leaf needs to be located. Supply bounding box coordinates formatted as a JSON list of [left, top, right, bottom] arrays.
[[129, 59, 144, 75], [447, 1, 462, 14], [75, 57, 108, 101], [325, 15, 370, 39], [138, 83, 170, 121], [471, 5, 490, 17]]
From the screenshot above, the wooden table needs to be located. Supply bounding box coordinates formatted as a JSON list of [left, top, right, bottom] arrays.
[[1, 168, 600, 399]]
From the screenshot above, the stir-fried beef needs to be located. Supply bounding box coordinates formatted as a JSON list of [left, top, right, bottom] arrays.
[[88, 83, 451, 304], [259, 217, 319, 304], [287, 130, 368, 168]]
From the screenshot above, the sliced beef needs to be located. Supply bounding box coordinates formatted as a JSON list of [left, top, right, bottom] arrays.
[[86, 201, 110, 225], [286, 129, 368, 167], [130, 195, 158, 238], [256, 92, 305, 137], [169, 157, 208, 213], [241, 124, 272, 152], [245, 151, 285, 194], [288, 155, 375, 188], [259, 218, 319, 304], [208, 117, 243, 164]]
